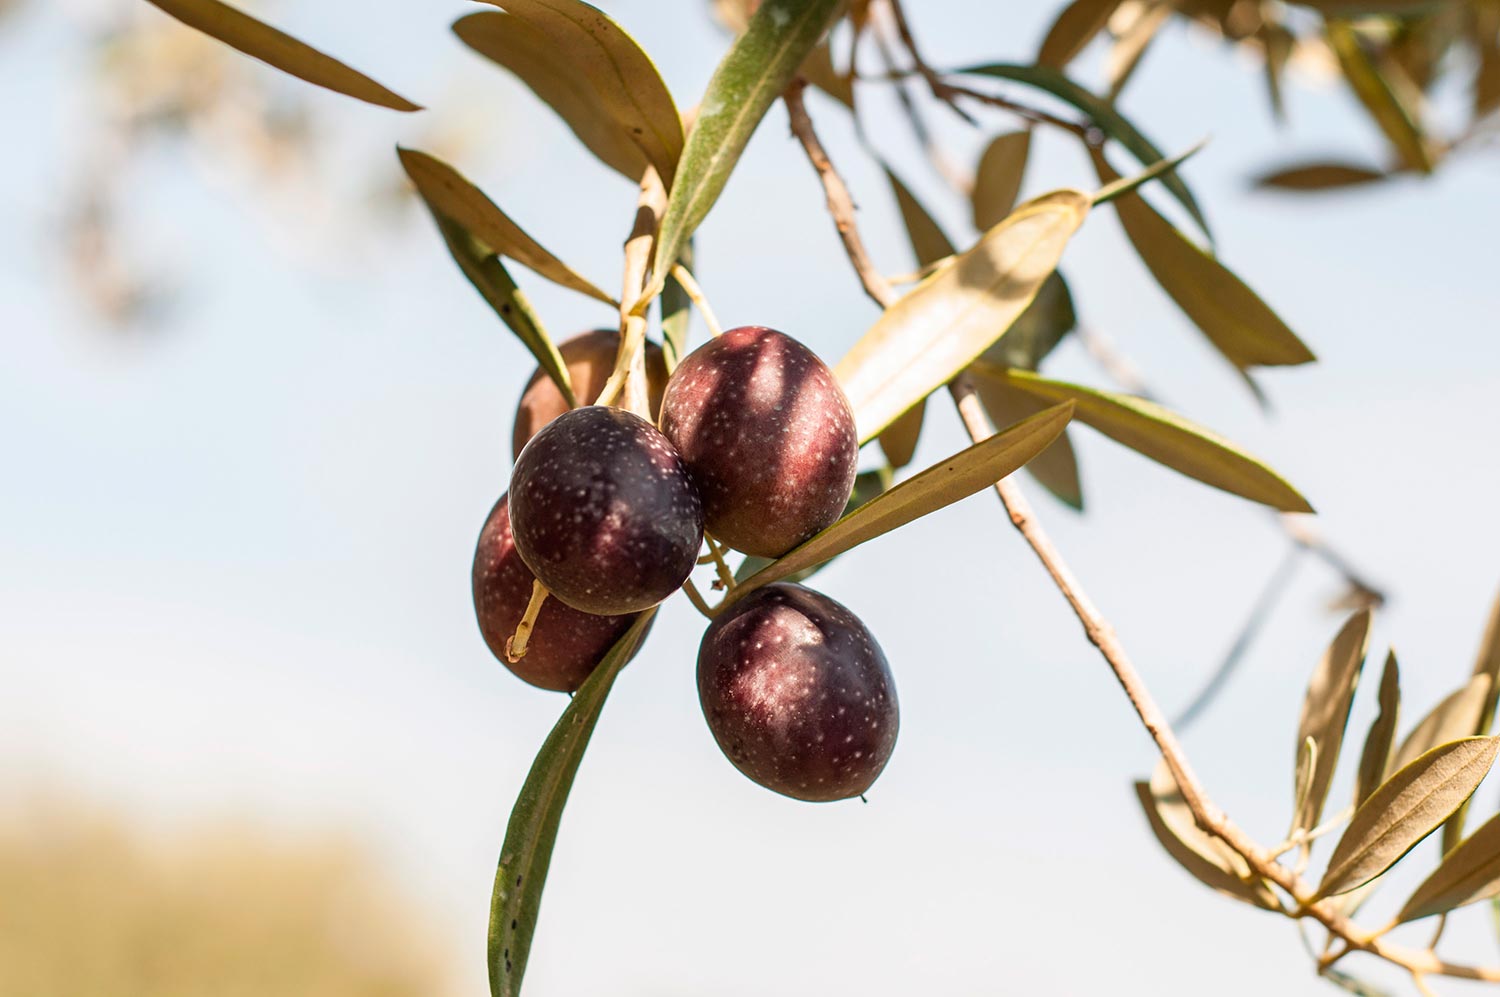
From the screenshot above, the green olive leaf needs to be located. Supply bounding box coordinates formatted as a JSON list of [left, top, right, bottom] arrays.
[[1135, 762, 1281, 910], [1290, 610, 1372, 834], [489, 611, 655, 997], [1314, 736, 1500, 900], [648, 0, 843, 301], [1354, 651, 1402, 808], [422, 210, 576, 408], [971, 365, 1313, 512], [1253, 161, 1390, 191], [972, 131, 1032, 230], [1399, 810, 1500, 924], [399, 148, 616, 305], [1090, 148, 1316, 372], [957, 62, 1211, 242], [971, 375, 1082, 510], [1326, 21, 1436, 173], [836, 190, 1091, 444], [1036, 0, 1125, 69], [469, 0, 683, 187], [142, 0, 420, 111], [727, 403, 1075, 604]]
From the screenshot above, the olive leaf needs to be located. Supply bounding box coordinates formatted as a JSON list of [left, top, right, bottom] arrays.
[[1291, 610, 1372, 835], [957, 63, 1211, 241], [979, 271, 1076, 371], [1092, 141, 1206, 207], [1449, 592, 1500, 853], [972, 131, 1032, 230], [1314, 736, 1500, 899], [1354, 651, 1401, 808], [971, 375, 1082, 510], [1135, 762, 1281, 910], [800, 41, 855, 110], [1391, 674, 1493, 773], [424, 212, 576, 407], [1260, 21, 1293, 123], [454, 11, 662, 184], [142, 0, 421, 111], [649, 0, 843, 300], [1476, 25, 1500, 121], [1398, 810, 1500, 924], [970, 365, 1314, 512], [398, 148, 616, 305], [1036, 0, 1123, 68], [489, 612, 655, 997], [1327, 20, 1437, 173], [1253, 162, 1390, 191], [1105, 0, 1170, 99], [728, 403, 1075, 603], [1090, 149, 1316, 372], [879, 170, 957, 469], [836, 190, 1091, 444]]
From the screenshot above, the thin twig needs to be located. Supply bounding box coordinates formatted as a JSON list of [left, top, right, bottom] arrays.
[[669, 263, 723, 337], [682, 579, 715, 619], [703, 534, 736, 591]]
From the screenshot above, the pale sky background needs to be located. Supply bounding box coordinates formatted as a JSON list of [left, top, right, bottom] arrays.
[[3, 2, 1500, 995]]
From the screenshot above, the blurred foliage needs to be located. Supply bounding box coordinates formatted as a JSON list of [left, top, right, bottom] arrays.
[[0, 798, 455, 997]]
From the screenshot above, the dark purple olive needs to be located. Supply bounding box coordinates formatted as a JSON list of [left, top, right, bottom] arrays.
[[660, 326, 858, 558], [511, 329, 668, 460], [697, 583, 898, 802], [472, 494, 642, 692], [510, 405, 703, 615]]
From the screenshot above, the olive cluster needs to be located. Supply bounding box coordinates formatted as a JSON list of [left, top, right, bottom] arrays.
[[472, 326, 899, 802]]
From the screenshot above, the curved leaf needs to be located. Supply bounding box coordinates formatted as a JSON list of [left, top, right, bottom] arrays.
[[972, 376, 1083, 509], [143, 0, 420, 111], [957, 62, 1211, 241], [1393, 674, 1493, 772], [1254, 161, 1390, 191], [728, 403, 1075, 603], [399, 148, 615, 305], [1399, 810, 1500, 923], [1091, 149, 1315, 371], [1315, 736, 1500, 899], [1292, 610, 1372, 834], [455, 12, 651, 182], [972, 365, 1314, 512], [1327, 21, 1435, 173], [1354, 651, 1402, 808], [972, 131, 1032, 230], [489, 612, 655, 997], [472, 0, 683, 187], [836, 190, 1091, 444], [1037, 0, 1123, 68], [649, 0, 843, 299]]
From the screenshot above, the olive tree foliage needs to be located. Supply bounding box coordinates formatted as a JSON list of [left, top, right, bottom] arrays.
[[131, 0, 1500, 993]]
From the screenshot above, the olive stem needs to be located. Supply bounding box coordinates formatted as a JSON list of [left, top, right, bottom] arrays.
[[681, 579, 716, 619], [598, 166, 667, 415], [504, 579, 550, 662], [703, 534, 736, 591], [669, 263, 723, 337]]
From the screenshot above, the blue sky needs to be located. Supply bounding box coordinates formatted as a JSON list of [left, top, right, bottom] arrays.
[[3, 2, 1500, 994]]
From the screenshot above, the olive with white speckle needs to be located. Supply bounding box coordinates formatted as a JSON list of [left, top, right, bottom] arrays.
[[510, 405, 704, 615], [660, 326, 858, 558], [511, 329, 668, 460], [697, 582, 898, 802]]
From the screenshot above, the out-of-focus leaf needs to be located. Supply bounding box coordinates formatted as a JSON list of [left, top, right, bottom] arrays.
[[1091, 150, 1315, 371], [1135, 762, 1281, 909], [1315, 736, 1500, 899], [1287, 610, 1373, 835], [972, 365, 1314, 512], [729, 404, 1075, 602], [1253, 162, 1390, 191], [979, 271, 1076, 370], [972, 131, 1032, 230], [1037, 0, 1124, 68], [886, 169, 958, 267], [800, 41, 854, 109], [1476, 24, 1500, 120], [1261, 22, 1293, 122], [455, 12, 648, 182], [488, 612, 655, 997], [1443, 601, 1500, 853], [471, 0, 683, 187], [1106, 1, 1172, 99], [660, 241, 695, 373], [1091, 141, 1206, 207], [958, 62, 1212, 242], [425, 212, 577, 407], [733, 469, 890, 585], [1289, 1, 1453, 17], [1355, 652, 1402, 808], [878, 402, 926, 469], [1392, 674, 1493, 772], [972, 376, 1083, 509], [399, 148, 615, 305], [836, 190, 1090, 444], [650, 0, 843, 299], [143, 0, 420, 111], [1327, 21, 1436, 173], [1400, 811, 1500, 923]]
